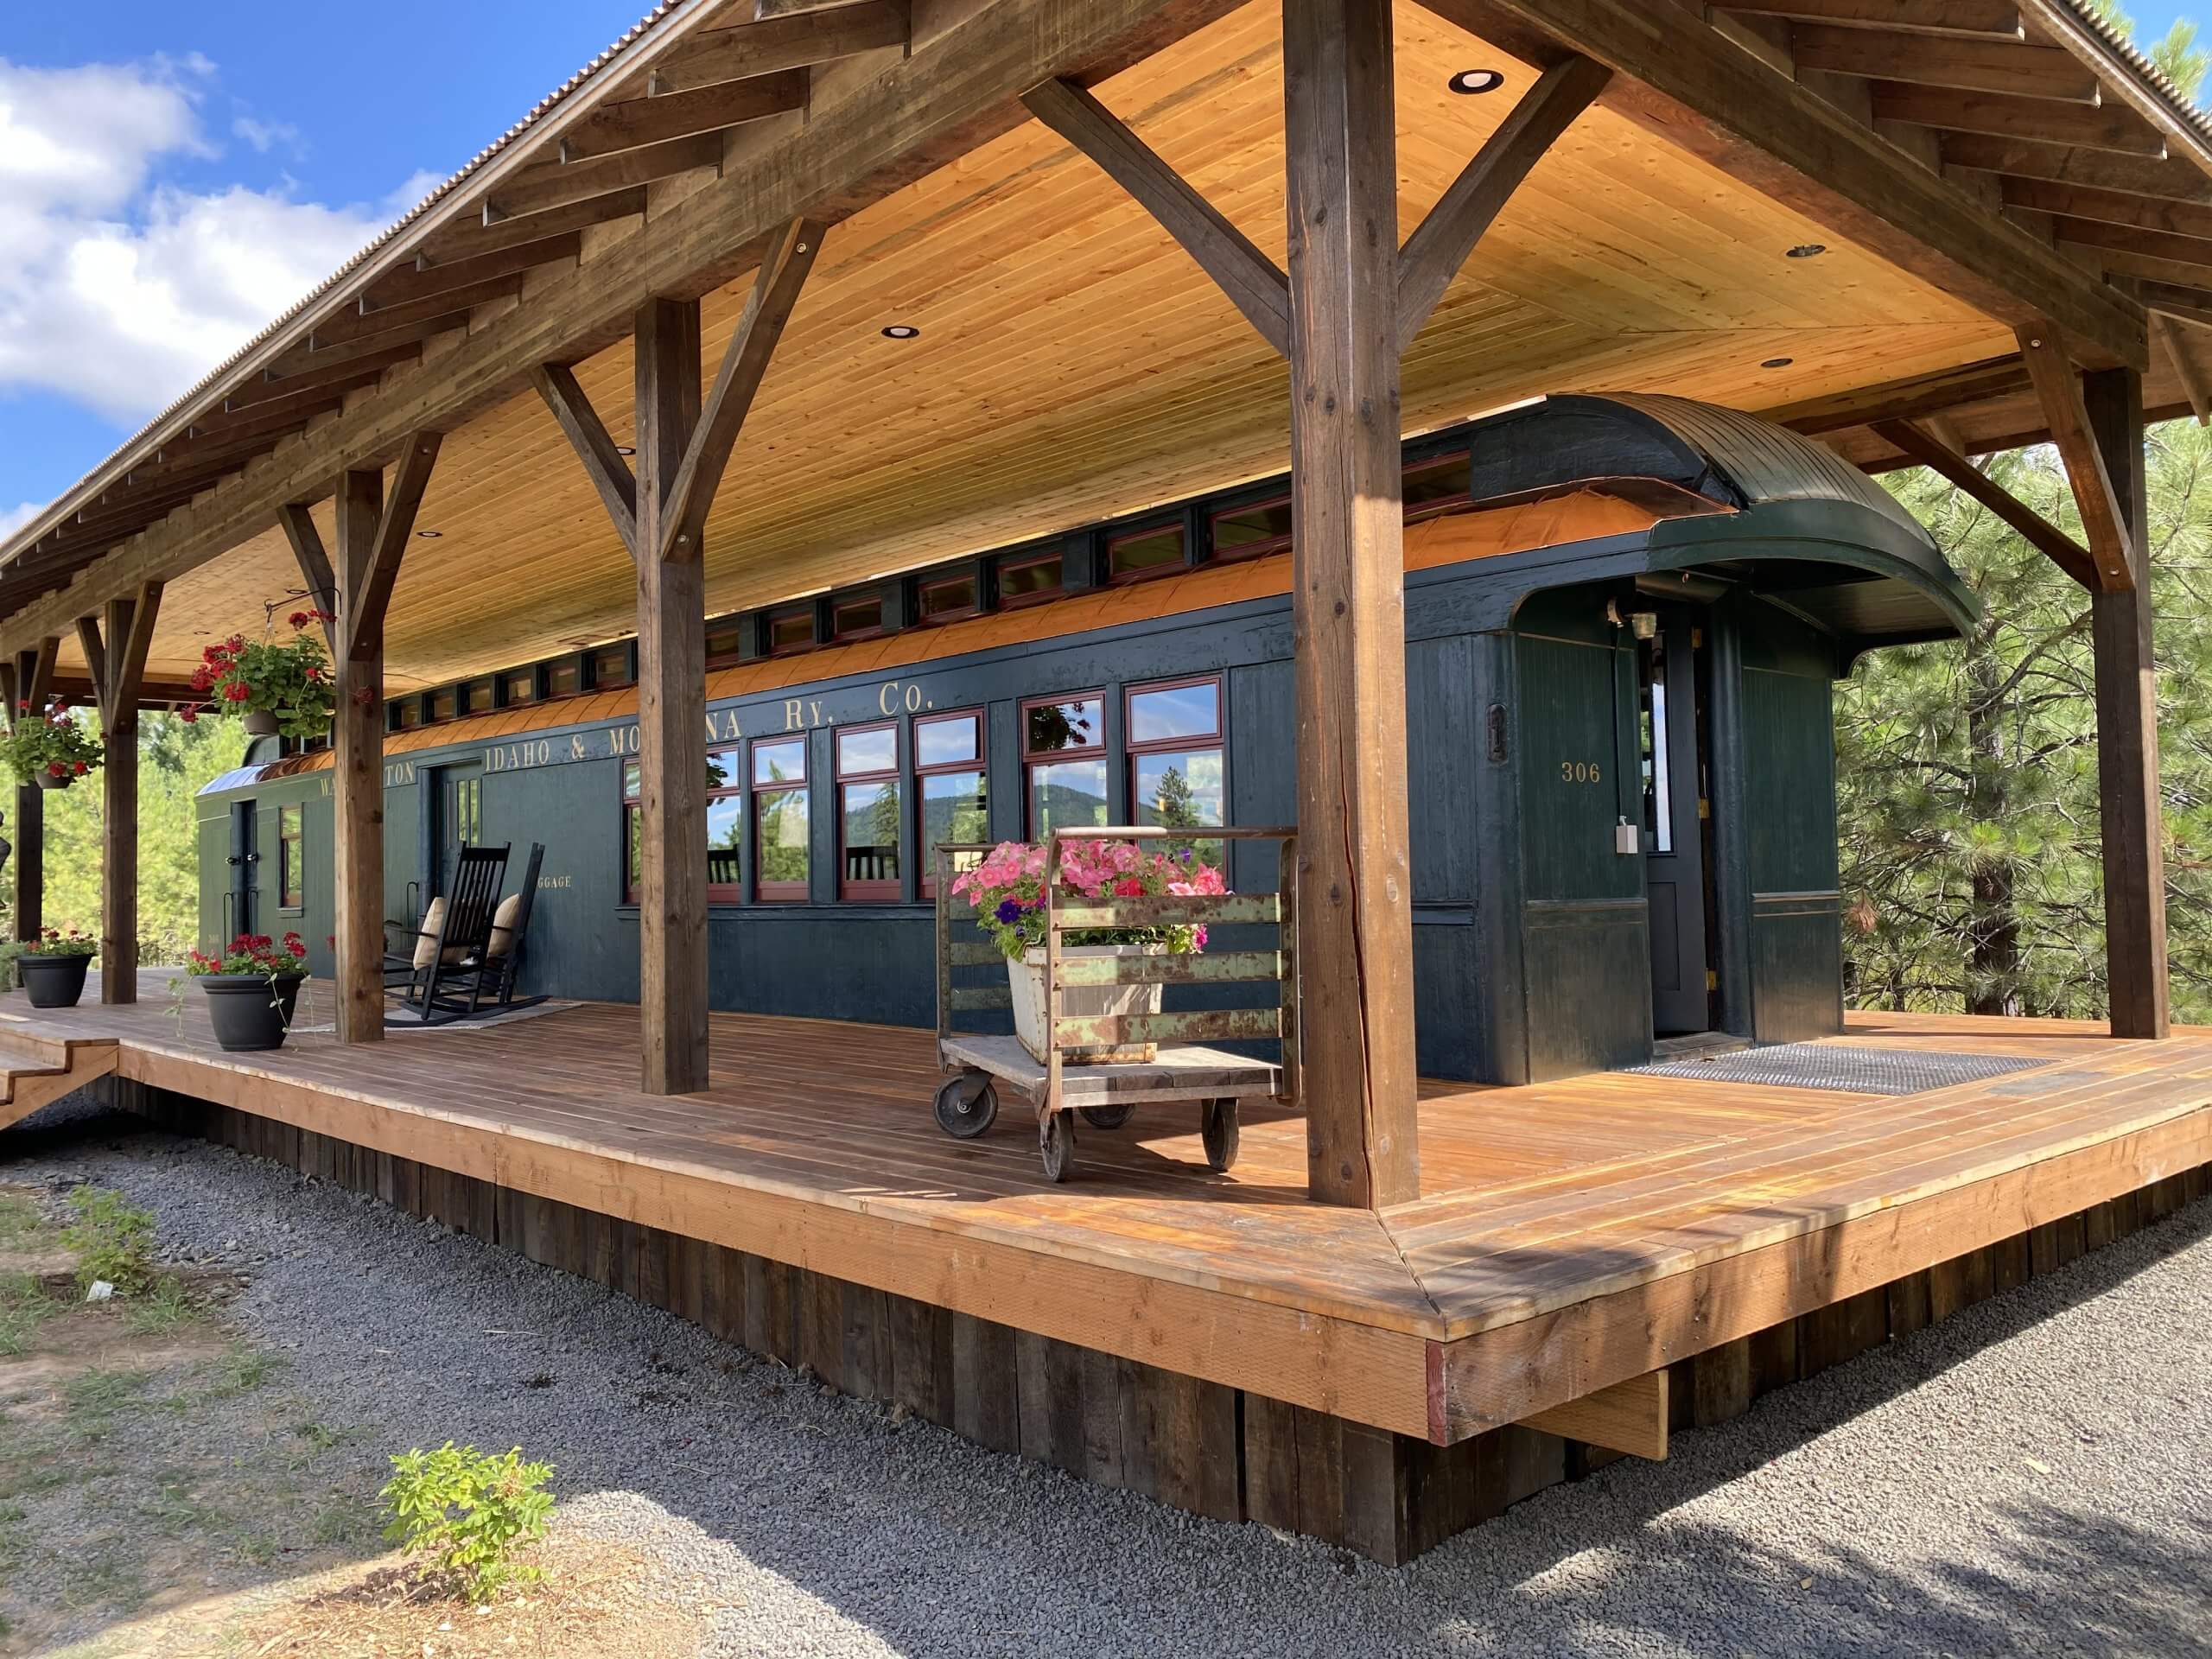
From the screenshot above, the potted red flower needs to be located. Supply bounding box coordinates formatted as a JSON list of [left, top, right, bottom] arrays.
[[188, 613, 336, 739], [11, 928, 97, 1007], [186, 932, 310, 1052], [0, 700, 102, 790]]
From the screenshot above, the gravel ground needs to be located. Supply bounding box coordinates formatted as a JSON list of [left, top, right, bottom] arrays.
[[9, 1095, 2210, 1658]]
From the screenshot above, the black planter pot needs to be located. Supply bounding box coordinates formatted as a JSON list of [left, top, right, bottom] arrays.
[[34, 771, 69, 791], [16, 952, 91, 1008], [198, 973, 306, 1052]]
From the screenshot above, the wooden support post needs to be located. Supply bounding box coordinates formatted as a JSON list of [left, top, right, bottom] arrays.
[[75, 587, 162, 1003], [539, 226, 819, 1095], [1282, 0, 1420, 1206], [632, 296, 710, 1096], [327, 433, 442, 1046], [2084, 365, 2170, 1038], [5, 641, 57, 943]]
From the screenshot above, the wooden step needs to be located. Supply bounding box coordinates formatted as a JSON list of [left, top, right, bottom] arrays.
[[0, 1035, 117, 1132]]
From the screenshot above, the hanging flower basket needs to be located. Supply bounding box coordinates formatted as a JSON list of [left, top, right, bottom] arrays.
[[186, 611, 336, 741], [0, 700, 101, 790]]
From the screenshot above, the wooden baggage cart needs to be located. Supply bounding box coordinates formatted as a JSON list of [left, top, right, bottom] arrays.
[[931, 826, 1300, 1182]]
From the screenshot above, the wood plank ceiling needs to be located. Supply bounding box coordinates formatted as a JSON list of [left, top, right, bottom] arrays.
[[21, 0, 2212, 688]]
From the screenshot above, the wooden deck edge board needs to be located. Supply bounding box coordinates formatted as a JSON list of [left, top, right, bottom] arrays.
[[1429, 1104, 2212, 1440], [109, 1046, 1440, 1436], [1416, 1080, 2212, 1339], [109, 1038, 1443, 1335], [1519, 1367, 1667, 1460]]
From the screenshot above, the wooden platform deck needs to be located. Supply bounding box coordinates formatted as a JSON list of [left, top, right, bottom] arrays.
[[5, 973, 2209, 1450]]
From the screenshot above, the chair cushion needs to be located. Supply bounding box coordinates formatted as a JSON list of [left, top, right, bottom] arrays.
[[487, 891, 524, 959], [411, 899, 448, 969]]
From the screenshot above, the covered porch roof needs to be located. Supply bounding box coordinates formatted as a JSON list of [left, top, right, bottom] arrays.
[[0, 0, 2206, 690]]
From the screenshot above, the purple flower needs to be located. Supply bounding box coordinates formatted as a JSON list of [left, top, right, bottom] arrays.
[[995, 899, 1024, 925]]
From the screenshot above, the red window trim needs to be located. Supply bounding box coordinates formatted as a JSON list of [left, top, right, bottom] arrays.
[[766, 603, 819, 658], [996, 550, 1062, 610], [834, 720, 901, 902], [1103, 521, 1186, 586], [704, 620, 747, 671], [751, 736, 810, 902], [915, 572, 982, 627], [705, 746, 744, 904], [1209, 493, 1291, 563], [914, 709, 985, 899]]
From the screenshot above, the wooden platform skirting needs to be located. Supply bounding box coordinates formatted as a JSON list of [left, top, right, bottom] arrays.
[[116, 1078, 2212, 1564]]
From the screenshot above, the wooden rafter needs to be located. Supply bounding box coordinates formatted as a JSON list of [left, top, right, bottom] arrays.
[[483, 133, 723, 224], [1869, 82, 2170, 158], [1395, 54, 1611, 348], [1020, 78, 1291, 356], [1416, 0, 2148, 370], [359, 232, 583, 312], [531, 364, 640, 556], [2018, 0, 2212, 181], [1714, 1, 2026, 38], [244, 341, 432, 405], [1792, 26, 2098, 102], [2016, 323, 2135, 592], [310, 277, 525, 350], [657, 218, 824, 563], [1868, 417, 2096, 586], [557, 72, 807, 165], [1998, 177, 2212, 242], [414, 188, 649, 266], [1938, 133, 2211, 203], [607, 1, 909, 100]]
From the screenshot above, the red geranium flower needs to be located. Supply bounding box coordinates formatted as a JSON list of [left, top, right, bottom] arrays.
[[224, 681, 250, 702], [71, 760, 86, 774], [46, 762, 64, 777], [289, 611, 310, 629]]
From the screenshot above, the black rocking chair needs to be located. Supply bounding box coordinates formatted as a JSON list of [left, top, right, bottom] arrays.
[[397, 843, 533, 1025]]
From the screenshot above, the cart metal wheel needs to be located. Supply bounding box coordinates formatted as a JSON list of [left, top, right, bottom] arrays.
[[1079, 1103, 1136, 1130], [933, 1073, 999, 1140], [1201, 1097, 1240, 1173], [1039, 1111, 1077, 1183]]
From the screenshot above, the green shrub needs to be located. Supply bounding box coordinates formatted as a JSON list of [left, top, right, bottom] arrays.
[[378, 1443, 553, 1604], [60, 1187, 156, 1296]]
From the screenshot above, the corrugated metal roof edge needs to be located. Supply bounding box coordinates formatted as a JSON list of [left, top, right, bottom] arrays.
[[4, 0, 2209, 580]]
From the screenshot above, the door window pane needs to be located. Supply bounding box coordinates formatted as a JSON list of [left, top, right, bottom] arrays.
[[919, 771, 987, 894], [278, 804, 303, 910]]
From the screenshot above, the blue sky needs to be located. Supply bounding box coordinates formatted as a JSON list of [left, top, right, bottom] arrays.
[[0, 2, 632, 530], [0, 4, 2206, 532]]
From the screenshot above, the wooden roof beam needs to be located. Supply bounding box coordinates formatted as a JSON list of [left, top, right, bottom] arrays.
[[359, 232, 582, 312], [1999, 176, 2212, 239], [1396, 54, 1611, 348], [1938, 133, 2212, 203], [1869, 83, 2170, 157], [1869, 416, 2096, 585], [1020, 77, 1291, 356], [311, 276, 525, 350], [1713, 1, 2024, 38], [2016, 0, 2212, 182], [531, 364, 640, 556], [277, 504, 340, 652], [2050, 213, 2212, 283], [2017, 322, 2135, 591], [611, 1, 908, 99], [412, 188, 650, 267], [233, 342, 429, 410], [557, 71, 807, 165], [347, 433, 442, 661], [1417, 0, 2148, 370], [2139, 282, 2212, 332], [1792, 26, 2099, 102], [481, 133, 723, 224]]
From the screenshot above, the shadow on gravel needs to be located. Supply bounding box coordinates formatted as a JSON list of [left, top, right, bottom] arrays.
[[8, 1097, 2210, 1659]]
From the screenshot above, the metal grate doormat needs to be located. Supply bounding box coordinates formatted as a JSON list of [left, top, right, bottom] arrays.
[[1628, 1042, 2048, 1096]]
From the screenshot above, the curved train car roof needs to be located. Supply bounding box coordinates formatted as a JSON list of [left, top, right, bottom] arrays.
[[1461, 391, 1978, 650]]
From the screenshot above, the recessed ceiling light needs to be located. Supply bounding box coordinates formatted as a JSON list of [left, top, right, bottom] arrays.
[[416, 529, 442, 538], [1447, 69, 1506, 95], [880, 324, 920, 340], [1785, 244, 1827, 259], [615, 445, 636, 456], [1760, 357, 1794, 369]]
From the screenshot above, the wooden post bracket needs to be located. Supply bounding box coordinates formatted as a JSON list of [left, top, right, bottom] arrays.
[[1868, 417, 2097, 588], [1022, 51, 1606, 361], [2017, 322, 2138, 593]]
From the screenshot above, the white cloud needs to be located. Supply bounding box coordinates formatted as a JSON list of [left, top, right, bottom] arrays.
[[231, 114, 300, 156], [0, 55, 426, 425], [0, 501, 42, 538]]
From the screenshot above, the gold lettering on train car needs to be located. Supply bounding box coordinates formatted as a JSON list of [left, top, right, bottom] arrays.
[[785, 698, 804, 730], [1558, 760, 1602, 784], [878, 681, 931, 715], [570, 735, 588, 760], [707, 708, 741, 742]]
